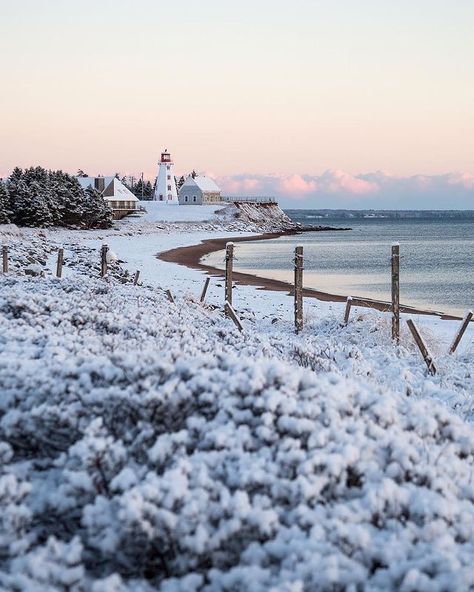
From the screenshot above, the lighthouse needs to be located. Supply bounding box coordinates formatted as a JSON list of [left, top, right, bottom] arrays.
[[153, 149, 179, 204]]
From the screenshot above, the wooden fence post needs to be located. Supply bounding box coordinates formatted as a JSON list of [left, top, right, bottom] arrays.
[[343, 296, 353, 325], [200, 277, 210, 303], [2, 245, 8, 274], [56, 248, 64, 278], [294, 246, 303, 333], [100, 244, 108, 277], [449, 310, 473, 354], [166, 289, 175, 304], [133, 270, 140, 286], [391, 243, 400, 343], [407, 319, 436, 375], [225, 300, 243, 332], [225, 242, 234, 316]]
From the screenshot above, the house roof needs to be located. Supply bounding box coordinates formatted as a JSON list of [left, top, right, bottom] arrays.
[[181, 175, 220, 193], [77, 176, 138, 202]]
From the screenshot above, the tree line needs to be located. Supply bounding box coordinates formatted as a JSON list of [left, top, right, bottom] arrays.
[[0, 167, 112, 228]]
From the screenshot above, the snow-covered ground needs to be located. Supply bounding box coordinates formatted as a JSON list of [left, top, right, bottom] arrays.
[[131, 202, 228, 223], [0, 209, 473, 590]]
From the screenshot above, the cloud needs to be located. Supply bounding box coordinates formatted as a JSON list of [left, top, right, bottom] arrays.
[[216, 170, 474, 209]]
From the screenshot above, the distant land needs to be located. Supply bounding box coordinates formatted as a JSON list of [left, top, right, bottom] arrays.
[[285, 209, 474, 220]]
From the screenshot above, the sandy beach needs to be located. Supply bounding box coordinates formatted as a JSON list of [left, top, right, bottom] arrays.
[[158, 231, 466, 320]]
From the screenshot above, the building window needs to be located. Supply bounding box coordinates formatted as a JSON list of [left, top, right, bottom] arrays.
[[167, 175, 171, 180], [167, 185, 171, 191], [168, 193, 172, 199], [193, 195, 197, 202], [159, 194, 163, 201], [167, 165, 170, 170], [185, 196, 188, 202]]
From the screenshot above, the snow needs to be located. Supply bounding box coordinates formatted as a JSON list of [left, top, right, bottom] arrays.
[[0, 212, 473, 590], [181, 175, 221, 193], [134, 201, 228, 223]]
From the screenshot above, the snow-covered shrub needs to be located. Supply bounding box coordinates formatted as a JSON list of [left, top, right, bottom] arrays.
[[0, 275, 473, 591]]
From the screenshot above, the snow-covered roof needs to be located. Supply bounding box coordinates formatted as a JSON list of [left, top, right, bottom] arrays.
[[77, 176, 138, 202], [181, 175, 220, 193]]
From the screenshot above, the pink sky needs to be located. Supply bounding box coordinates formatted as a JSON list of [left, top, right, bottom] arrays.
[[1, 0, 474, 208]]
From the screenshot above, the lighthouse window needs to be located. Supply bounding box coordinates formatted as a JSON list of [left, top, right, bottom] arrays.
[[167, 165, 170, 170], [167, 175, 171, 180], [167, 185, 171, 191]]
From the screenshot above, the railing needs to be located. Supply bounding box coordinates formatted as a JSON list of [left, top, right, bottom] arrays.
[[222, 196, 276, 204]]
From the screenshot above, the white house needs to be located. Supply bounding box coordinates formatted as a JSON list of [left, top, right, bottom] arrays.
[[77, 176, 138, 219], [178, 175, 221, 205]]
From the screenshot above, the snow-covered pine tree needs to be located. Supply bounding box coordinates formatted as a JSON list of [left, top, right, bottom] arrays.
[[0, 181, 11, 224], [24, 181, 54, 227], [145, 180, 154, 199], [9, 179, 53, 227], [82, 186, 113, 228], [50, 171, 86, 227], [177, 175, 185, 191], [133, 178, 144, 199]]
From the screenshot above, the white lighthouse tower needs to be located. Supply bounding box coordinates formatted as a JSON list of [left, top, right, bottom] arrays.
[[153, 149, 179, 205]]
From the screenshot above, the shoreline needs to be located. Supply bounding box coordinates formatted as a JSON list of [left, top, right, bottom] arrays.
[[157, 230, 466, 321]]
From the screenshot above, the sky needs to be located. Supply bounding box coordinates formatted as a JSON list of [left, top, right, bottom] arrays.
[[1, 0, 474, 208]]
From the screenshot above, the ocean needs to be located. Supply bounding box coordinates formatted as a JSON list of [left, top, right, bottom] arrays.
[[203, 213, 474, 316]]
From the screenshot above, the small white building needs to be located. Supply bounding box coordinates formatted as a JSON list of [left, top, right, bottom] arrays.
[[153, 150, 179, 204], [77, 176, 138, 219], [178, 175, 221, 205]]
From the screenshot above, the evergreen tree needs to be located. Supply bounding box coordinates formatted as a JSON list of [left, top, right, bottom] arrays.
[[0, 181, 10, 224], [9, 180, 53, 227], [5, 166, 113, 228], [83, 186, 113, 229], [49, 170, 84, 227], [145, 180, 154, 199], [177, 175, 185, 191]]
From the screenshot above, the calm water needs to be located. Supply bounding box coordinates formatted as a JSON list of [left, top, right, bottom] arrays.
[[203, 216, 474, 316]]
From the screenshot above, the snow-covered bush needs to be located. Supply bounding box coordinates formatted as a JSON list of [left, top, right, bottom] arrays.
[[0, 276, 473, 591]]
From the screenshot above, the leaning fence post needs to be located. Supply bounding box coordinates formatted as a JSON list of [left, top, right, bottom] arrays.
[[200, 277, 211, 303], [343, 296, 353, 325], [2, 244, 8, 274], [225, 242, 234, 316], [449, 310, 473, 354], [294, 246, 304, 333], [133, 270, 140, 286], [100, 244, 108, 277], [56, 247, 64, 278], [391, 243, 400, 343], [407, 319, 437, 375], [166, 289, 175, 304], [225, 300, 243, 332]]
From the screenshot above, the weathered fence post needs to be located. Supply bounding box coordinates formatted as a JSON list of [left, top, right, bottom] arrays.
[[200, 277, 210, 303], [56, 247, 64, 278], [343, 296, 353, 325], [100, 244, 108, 277], [225, 242, 234, 316], [391, 243, 400, 343], [225, 300, 243, 332], [449, 310, 473, 354], [133, 270, 140, 286], [166, 289, 175, 304], [294, 246, 303, 333], [407, 319, 436, 375], [2, 244, 8, 274]]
